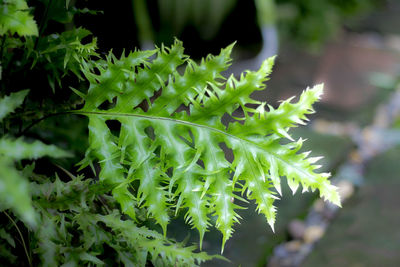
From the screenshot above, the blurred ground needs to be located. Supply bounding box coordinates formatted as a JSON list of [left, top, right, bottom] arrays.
[[304, 146, 400, 266]]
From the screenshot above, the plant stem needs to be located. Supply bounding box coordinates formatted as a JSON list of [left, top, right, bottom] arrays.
[[34, 0, 53, 50], [0, 34, 6, 61], [132, 0, 154, 47], [18, 111, 69, 136], [97, 195, 111, 214], [0, 34, 6, 87], [4, 211, 32, 267]]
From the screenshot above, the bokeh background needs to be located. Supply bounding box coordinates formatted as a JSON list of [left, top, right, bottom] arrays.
[[66, 0, 400, 265]]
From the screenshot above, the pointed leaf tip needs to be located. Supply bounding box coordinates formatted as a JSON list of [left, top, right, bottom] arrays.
[[225, 41, 236, 52], [311, 83, 324, 97], [260, 55, 276, 71], [268, 220, 275, 233], [70, 87, 86, 99]]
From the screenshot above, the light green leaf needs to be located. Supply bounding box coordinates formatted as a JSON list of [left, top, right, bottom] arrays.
[[0, 89, 29, 122], [96, 211, 222, 266], [0, 138, 72, 160], [0, 158, 36, 226], [0, 0, 38, 36]]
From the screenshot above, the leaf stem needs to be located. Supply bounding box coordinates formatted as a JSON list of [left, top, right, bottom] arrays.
[[34, 0, 53, 50], [0, 34, 6, 89], [71, 110, 236, 139], [4, 211, 32, 267], [0, 34, 6, 62], [97, 195, 111, 214], [18, 111, 70, 136]]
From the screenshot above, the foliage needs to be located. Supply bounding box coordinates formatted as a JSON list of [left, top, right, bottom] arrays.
[[73, 40, 340, 251], [0, 0, 38, 36], [31, 27, 98, 91], [0, 90, 70, 227], [0, 0, 340, 266], [276, 0, 381, 49], [155, 0, 237, 40], [133, 0, 381, 49], [29, 171, 216, 266]]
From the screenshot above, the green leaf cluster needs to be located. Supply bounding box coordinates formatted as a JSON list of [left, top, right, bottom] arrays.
[[27, 172, 216, 266], [75, 40, 340, 251], [0, 90, 70, 226], [30, 27, 98, 91], [0, 0, 98, 93], [276, 0, 380, 49]]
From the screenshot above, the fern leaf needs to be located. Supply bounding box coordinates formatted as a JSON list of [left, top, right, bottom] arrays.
[[0, 158, 36, 225], [97, 211, 222, 266], [0, 138, 72, 160], [0, 89, 29, 121], [228, 84, 324, 141], [76, 41, 340, 251], [0, 0, 38, 36], [37, 28, 99, 91], [0, 137, 71, 226], [148, 42, 234, 115]]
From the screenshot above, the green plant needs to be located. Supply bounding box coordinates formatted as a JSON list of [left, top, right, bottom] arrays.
[[0, 1, 340, 266], [276, 0, 381, 49]]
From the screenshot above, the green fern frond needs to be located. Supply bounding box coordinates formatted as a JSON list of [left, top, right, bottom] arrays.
[[30, 172, 221, 266], [97, 211, 221, 266], [75, 40, 340, 251]]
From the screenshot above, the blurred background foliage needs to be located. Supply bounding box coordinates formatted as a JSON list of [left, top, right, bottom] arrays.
[[73, 0, 384, 56]]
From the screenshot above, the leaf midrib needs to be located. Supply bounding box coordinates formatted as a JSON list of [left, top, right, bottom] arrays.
[[74, 110, 317, 181]]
